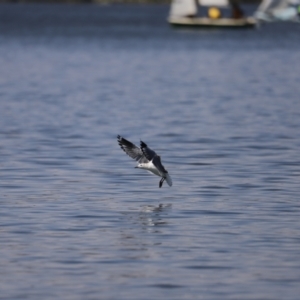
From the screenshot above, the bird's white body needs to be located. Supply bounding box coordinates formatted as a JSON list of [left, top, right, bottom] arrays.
[[137, 162, 172, 187], [137, 161, 161, 176]]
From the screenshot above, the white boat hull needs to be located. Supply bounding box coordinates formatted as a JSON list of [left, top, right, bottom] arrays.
[[168, 16, 257, 27]]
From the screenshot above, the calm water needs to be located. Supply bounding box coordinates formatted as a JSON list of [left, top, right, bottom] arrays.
[[1, 4, 300, 299]]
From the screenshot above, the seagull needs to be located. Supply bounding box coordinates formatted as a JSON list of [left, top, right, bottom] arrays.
[[117, 135, 172, 188]]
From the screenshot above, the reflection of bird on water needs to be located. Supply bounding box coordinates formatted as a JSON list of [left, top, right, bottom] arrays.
[[140, 204, 172, 227], [117, 135, 172, 188], [142, 203, 172, 213]]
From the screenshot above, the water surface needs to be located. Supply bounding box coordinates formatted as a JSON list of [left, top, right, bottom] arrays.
[[0, 4, 300, 300]]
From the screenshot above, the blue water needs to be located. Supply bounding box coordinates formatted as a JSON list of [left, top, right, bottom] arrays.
[[0, 4, 300, 300]]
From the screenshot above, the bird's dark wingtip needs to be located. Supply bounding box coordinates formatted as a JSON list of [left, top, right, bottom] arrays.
[[117, 135, 125, 151], [140, 140, 147, 148], [159, 177, 165, 188]]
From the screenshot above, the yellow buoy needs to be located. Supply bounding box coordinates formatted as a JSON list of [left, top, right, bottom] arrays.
[[208, 7, 222, 19]]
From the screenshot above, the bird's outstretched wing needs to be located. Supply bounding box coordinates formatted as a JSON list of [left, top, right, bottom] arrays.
[[118, 135, 148, 162], [140, 141, 157, 161], [152, 155, 167, 175]]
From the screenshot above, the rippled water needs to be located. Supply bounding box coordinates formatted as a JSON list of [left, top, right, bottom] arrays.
[[1, 4, 300, 299]]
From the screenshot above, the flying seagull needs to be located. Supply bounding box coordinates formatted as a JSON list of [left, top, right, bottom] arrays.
[[117, 135, 172, 188]]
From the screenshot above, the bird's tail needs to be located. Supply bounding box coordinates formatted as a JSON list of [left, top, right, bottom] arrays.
[[166, 173, 172, 187]]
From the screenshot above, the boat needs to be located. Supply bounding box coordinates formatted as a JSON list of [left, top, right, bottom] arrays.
[[168, 0, 257, 28], [254, 0, 300, 22]]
